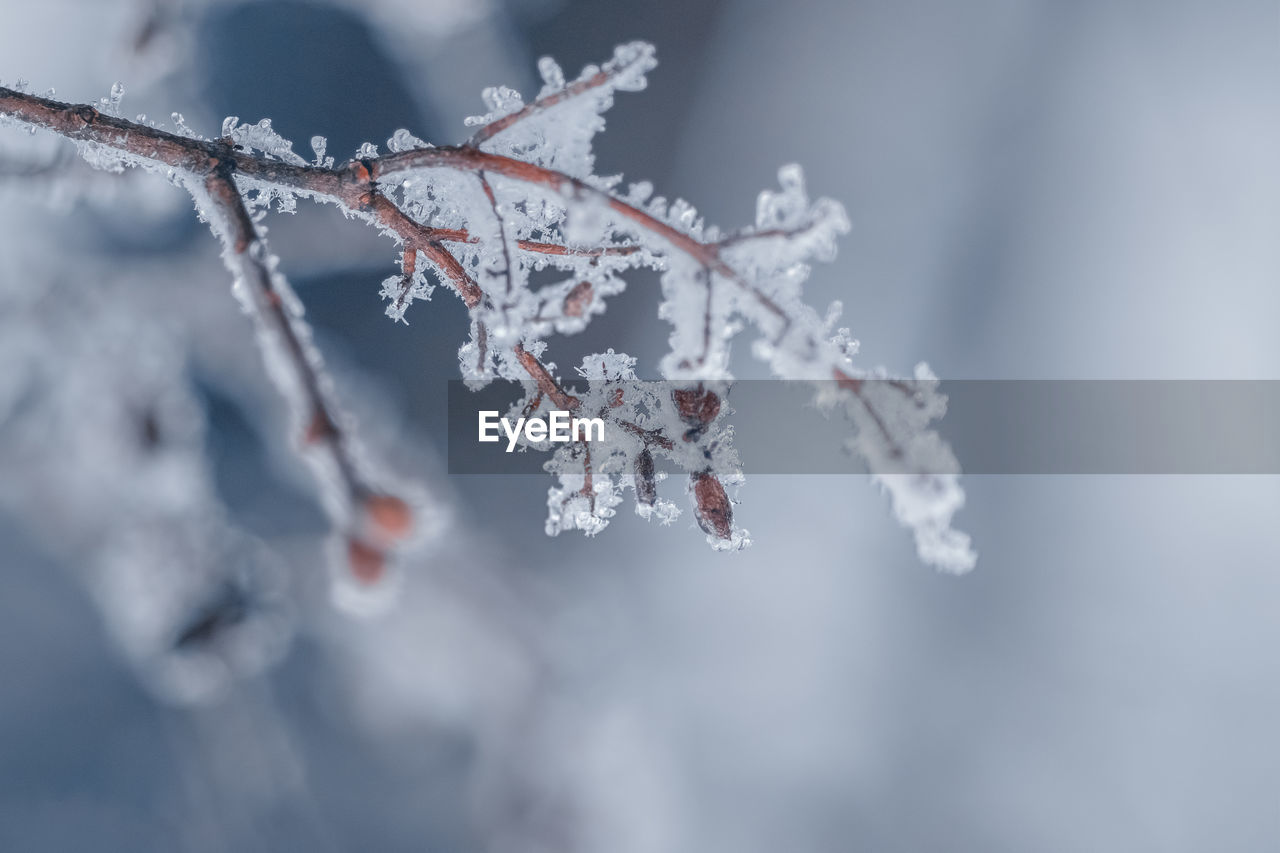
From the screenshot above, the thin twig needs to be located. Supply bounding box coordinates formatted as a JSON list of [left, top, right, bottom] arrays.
[[618, 419, 674, 451], [466, 48, 651, 146], [477, 170, 514, 302], [834, 369, 904, 460], [203, 166, 413, 558], [203, 168, 359, 493], [512, 344, 579, 410]]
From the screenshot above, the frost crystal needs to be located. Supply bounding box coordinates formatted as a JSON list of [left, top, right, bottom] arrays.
[[537, 56, 566, 94], [387, 128, 427, 154], [310, 135, 334, 168], [218, 118, 307, 165], [171, 112, 197, 138], [101, 81, 125, 116], [465, 86, 525, 128]]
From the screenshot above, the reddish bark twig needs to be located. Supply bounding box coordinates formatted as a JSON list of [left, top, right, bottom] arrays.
[[466, 48, 651, 146], [512, 344, 580, 410]]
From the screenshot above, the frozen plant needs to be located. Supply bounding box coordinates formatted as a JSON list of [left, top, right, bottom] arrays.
[[0, 41, 975, 577]]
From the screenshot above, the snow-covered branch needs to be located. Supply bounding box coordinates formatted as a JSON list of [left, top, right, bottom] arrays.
[[0, 41, 974, 573]]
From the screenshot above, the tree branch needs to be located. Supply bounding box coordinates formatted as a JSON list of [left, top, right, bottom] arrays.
[[201, 165, 412, 579], [466, 47, 651, 146], [0, 87, 787, 325], [0, 73, 968, 568], [512, 344, 580, 411]]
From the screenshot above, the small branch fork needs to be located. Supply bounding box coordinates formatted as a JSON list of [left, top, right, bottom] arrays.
[[0, 75, 895, 554]]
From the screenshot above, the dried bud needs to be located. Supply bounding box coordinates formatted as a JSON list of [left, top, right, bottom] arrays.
[[363, 494, 413, 544], [634, 447, 657, 506], [302, 409, 338, 445], [673, 385, 720, 426], [347, 537, 386, 584], [608, 387, 625, 407], [832, 369, 863, 393], [563, 280, 593, 317], [691, 471, 732, 539]]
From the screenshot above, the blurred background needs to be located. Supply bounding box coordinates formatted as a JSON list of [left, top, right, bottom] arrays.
[[1, 0, 1279, 850]]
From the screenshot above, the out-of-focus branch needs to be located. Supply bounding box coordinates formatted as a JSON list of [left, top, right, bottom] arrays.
[[0, 145, 73, 178], [202, 166, 412, 580]]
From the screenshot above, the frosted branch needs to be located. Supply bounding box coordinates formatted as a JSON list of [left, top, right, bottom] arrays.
[[0, 40, 975, 571]]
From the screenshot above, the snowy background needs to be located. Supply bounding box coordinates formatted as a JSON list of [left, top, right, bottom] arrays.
[[2, 0, 1279, 850]]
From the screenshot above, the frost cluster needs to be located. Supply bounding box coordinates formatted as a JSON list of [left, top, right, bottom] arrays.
[[382, 44, 972, 568], [507, 352, 747, 547]]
